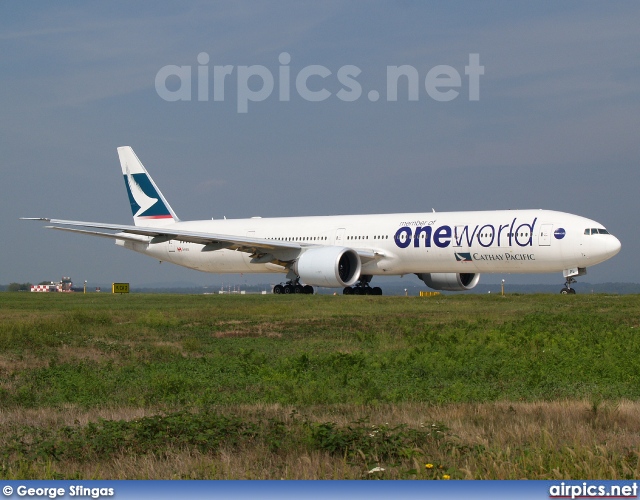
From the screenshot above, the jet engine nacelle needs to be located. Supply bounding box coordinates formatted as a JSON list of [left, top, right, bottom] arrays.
[[416, 272, 480, 292], [294, 247, 361, 287]]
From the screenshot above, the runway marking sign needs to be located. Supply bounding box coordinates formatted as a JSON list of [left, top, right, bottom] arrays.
[[112, 283, 130, 294]]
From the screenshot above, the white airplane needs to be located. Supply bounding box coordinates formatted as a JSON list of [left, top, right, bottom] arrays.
[[23, 147, 621, 295]]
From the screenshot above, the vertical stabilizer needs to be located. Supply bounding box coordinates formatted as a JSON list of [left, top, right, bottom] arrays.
[[117, 146, 179, 227]]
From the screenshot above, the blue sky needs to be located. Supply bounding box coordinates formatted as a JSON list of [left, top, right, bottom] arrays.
[[2, 1, 639, 288]]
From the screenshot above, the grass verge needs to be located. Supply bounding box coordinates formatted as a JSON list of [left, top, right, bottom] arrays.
[[1, 292, 638, 478]]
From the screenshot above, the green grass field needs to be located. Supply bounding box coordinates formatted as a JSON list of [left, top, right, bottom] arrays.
[[1, 292, 639, 479]]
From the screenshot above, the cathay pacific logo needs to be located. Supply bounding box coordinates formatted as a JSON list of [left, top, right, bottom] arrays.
[[123, 169, 171, 219], [455, 252, 472, 262], [126, 170, 158, 217]]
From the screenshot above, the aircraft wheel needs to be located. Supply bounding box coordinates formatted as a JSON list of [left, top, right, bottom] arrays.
[[363, 287, 372, 295], [343, 287, 353, 295], [568, 288, 576, 294], [294, 284, 304, 294], [303, 285, 314, 294], [560, 287, 569, 294], [273, 284, 284, 294], [372, 287, 382, 295], [284, 284, 294, 294], [352, 287, 362, 295]]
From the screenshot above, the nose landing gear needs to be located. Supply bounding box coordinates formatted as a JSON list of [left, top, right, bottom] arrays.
[[560, 277, 577, 294]]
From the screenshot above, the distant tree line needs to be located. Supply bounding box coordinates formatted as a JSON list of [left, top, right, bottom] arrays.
[[6, 283, 33, 292]]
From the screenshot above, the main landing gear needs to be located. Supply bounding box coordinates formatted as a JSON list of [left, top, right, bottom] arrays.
[[273, 280, 314, 295], [343, 276, 383, 295], [560, 277, 577, 294]]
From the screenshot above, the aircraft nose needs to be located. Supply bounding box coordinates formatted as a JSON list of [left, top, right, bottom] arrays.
[[598, 234, 622, 260], [609, 235, 622, 257]]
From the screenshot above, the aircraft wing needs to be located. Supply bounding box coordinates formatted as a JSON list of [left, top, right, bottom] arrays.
[[22, 218, 383, 263]]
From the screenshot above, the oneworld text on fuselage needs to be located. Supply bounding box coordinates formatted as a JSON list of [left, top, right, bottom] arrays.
[[394, 217, 538, 249]]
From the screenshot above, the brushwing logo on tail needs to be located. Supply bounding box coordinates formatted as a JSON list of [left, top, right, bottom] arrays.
[[123, 166, 171, 219], [455, 252, 473, 262]]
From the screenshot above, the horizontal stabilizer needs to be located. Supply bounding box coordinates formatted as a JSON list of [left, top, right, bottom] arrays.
[[45, 226, 149, 243]]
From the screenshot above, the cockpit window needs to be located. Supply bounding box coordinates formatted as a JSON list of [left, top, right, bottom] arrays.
[[585, 228, 610, 235]]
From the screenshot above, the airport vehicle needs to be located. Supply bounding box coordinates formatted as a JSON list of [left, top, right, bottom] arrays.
[[23, 147, 621, 295], [30, 277, 76, 293]]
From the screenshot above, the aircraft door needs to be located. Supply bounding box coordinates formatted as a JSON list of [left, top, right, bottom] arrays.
[[539, 224, 552, 246], [168, 240, 175, 252], [335, 228, 346, 246]]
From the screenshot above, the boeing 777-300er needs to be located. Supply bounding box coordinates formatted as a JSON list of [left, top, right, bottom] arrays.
[[23, 147, 621, 295]]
